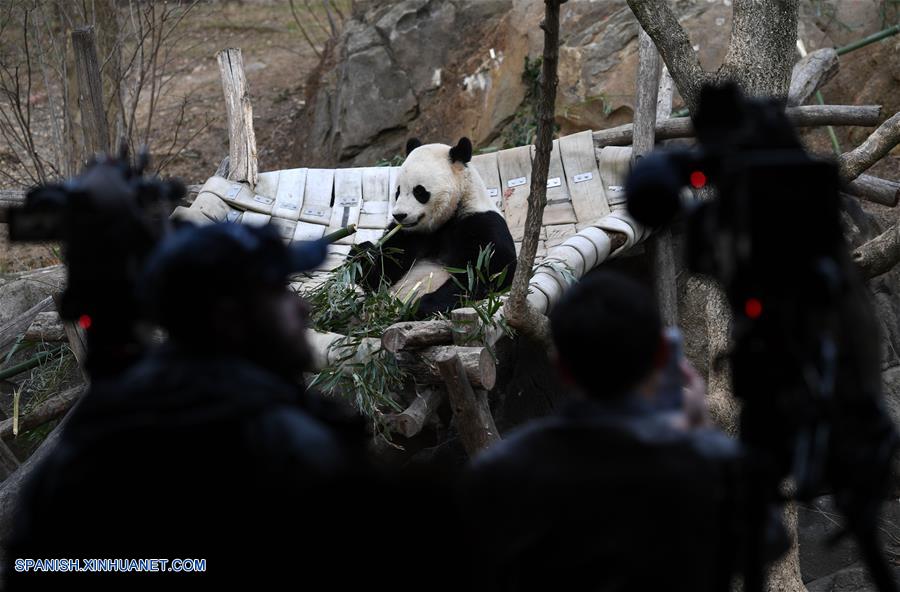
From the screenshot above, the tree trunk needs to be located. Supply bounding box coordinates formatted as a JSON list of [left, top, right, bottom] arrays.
[[626, 3, 806, 589], [502, 0, 566, 348]]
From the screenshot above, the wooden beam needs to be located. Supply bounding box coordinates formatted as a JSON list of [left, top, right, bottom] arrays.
[[217, 48, 258, 186], [593, 105, 883, 148], [0, 410, 74, 543], [71, 27, 110, 159], [395, 345, 496, 390], [436, 353, 500, 457], [839, 110, 900, 183], [845, 174, 900, 207], [0, 297, 53, 355]]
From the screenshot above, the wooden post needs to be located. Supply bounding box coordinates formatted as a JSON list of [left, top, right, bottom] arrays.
[[437, 353, 500, 457], [71, 27, 110, 159], [634, 29, 678, 326], [217, 48, 258, 187]]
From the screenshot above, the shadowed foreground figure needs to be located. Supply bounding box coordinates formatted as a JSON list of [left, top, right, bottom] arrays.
[[5, 223, 464, 589], [462, 272, 783, 592]]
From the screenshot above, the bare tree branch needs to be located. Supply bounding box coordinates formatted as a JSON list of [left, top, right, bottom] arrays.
[[625, 0, 710, 112], [503, 0, 567, 348], [839, 110, 900, 182]]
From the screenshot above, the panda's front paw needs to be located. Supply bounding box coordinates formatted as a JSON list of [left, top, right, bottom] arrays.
[[349, 241, 376, 258], [412, 294, 445, 320]]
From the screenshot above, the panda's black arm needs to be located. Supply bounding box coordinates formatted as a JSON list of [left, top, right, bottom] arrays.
[[354, 223, 421, 292], [416, 212, 517, 316]]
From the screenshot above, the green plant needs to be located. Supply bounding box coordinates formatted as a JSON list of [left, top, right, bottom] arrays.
[[500, 56, 543, 148], [300, 232, 417, 436], [445, 244, 515, 353]]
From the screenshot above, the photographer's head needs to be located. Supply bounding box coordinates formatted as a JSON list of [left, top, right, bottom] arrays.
[[550, 271, 663, 401], [143, 223, 327, 380]]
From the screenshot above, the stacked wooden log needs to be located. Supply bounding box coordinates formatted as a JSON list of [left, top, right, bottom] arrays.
[[377, 308, 501, 455]]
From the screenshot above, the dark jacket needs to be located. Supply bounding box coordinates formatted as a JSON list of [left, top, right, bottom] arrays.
[[462, 397, 743, 592], [5, 344, 368, 588]]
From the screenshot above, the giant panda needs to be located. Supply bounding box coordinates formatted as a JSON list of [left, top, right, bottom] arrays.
[[355, 137, 516, 318]]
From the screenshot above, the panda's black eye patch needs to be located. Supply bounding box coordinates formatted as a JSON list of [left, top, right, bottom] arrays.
[[395, 186, 400, 199], [413, 185, 431, 204]]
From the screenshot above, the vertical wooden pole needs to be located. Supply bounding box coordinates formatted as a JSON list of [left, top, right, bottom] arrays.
[[71, 27, 110, 159], [437, 353, 500, 457], [217, 48, 258, 187], [633, 28, 679, 326]]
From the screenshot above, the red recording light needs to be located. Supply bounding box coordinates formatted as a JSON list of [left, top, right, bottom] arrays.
[[689, 171, 707, 189], [744, 298, 763, 319], [78, 315, 92, 330]]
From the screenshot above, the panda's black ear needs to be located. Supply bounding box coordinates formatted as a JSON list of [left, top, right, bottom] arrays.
[[405, 138, 423, 156], [449, 137, 473, 164]]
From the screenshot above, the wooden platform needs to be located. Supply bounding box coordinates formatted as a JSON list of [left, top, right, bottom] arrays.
[[175, 131, 647, 308]]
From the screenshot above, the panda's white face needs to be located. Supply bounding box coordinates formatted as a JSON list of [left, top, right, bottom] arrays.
[[392, 144, 465, 234]]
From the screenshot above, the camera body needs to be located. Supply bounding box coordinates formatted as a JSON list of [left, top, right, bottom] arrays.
[[627, 84, 898, 592], [4, 150, 184, 377]]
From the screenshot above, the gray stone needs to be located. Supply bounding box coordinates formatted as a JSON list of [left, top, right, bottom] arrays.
[[336, 44, 418, 159]]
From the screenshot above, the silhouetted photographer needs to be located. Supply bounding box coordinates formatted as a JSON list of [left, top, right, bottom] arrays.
[[462, 271, 768, 592]]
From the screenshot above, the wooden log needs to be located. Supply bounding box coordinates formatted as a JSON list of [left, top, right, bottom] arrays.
[[839, 110, 900, 183], [381, 320, 453, 353], [436, 353, 500, 457], [592, 105, 883, 147], [24, 311, 66, 342], [71, 27, 110, 158], [383, 387, 444, 438], [845, 174, 900, 207], [787, 47, 839, 107], [0, 409, 73, 543], [0, 440, 19, 480], [853, 221, 900, 280], [306, 329, 381, 372], [52, 293, 88, 379], [217, 48, 258, 187], [0, 385, 83, 440], [0, 297, 53, 355], [395, 345, 496, 390]]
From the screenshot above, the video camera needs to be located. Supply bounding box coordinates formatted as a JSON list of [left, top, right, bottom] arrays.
[[627, 84, 898, 592], [4, 145, 185, 378]]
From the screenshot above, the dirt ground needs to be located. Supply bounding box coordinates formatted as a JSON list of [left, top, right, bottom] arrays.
[[1, 0, 898, 272], [0, 0, 333, 272]]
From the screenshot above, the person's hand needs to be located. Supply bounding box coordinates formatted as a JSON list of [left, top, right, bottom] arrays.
[[680, 359, 711, 429]]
